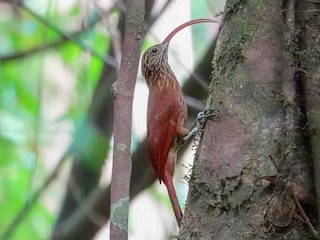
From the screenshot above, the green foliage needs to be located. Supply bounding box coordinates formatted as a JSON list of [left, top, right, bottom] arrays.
[[0, 2, 110, 239], [0, 1, 226, 239], [71, 117, 110, 171]]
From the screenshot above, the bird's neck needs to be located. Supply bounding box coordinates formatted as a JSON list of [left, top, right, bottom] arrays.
[[146, 71, 180, 91]]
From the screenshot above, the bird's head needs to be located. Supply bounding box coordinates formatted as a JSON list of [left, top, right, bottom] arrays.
[[141, 42, 169, 78], [141, 18, 218, 80]]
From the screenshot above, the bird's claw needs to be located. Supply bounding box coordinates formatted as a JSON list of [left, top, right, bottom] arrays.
[[196, 108, 220, 124], [180, 109, 220, 145]]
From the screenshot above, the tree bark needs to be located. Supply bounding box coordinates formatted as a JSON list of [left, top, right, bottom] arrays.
[[296, 0, 320, 229], [180, 0, 319, 239]]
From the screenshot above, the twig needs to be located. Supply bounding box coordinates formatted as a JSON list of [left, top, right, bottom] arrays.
[[185, 95, 206, 111], [110, 0, 144, 238], [293, 195, 320, 239], [51, 185, 111, 240], [0, 10, 102, 62], [1, 153, 69, 240], [0, 9, 104, 240], [26, 1, 48, 221], [14, 2, 117, 68], [146, 0, 173, 26], [1, 1, 181, 239], [91, 0, 122, 70], [52, 1, 170, 237], [50, 36, 216, 238], [68, 178, 106, 227], [309, 0, 320, 4]]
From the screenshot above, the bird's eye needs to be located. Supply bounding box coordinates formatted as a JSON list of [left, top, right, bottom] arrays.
[[152, 48, 158, 53]]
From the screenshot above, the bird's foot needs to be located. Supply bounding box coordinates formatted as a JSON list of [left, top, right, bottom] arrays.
[[180, 109, 220, 144], [196, 108, 220, 124]]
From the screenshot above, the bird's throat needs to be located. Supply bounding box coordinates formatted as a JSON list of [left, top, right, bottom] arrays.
[[146, 72, 179, 92]]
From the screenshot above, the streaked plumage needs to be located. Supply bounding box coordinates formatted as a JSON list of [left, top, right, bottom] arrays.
[[142, 43, 188, 226], [141, 18, 218, 226]]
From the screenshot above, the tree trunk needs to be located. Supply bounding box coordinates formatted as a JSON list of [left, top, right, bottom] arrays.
[[179, 0, 320, 239]]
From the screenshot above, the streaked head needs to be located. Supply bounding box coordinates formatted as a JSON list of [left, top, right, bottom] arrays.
[[141, 18, 218, 79], [141, 42, 169, 78]]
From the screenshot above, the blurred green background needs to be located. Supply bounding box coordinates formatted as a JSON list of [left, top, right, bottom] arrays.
[[0, 1, 224, 239]]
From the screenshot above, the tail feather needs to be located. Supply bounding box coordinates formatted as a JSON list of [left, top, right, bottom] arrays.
[[163, 174, 182, 227]]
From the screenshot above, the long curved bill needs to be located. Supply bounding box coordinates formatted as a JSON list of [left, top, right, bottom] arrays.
[[162, 18, 219, 43]]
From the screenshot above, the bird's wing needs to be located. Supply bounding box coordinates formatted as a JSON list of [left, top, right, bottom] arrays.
[[147, 90, 179, 182]]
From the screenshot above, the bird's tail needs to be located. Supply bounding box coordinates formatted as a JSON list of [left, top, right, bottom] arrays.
[[163, 174, 182, 227]]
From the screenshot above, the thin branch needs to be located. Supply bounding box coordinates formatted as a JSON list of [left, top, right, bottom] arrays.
[[293, 195, 320, 239], [91, 0, 122, 69], [51, 138, 152, 240], [25, 3, 48, 229], [110, 0, 144, 238], [1, 1, 172, 238], [0, 0, 211, 237], [112, 0, 127, 12], [185, 95, 206, 111], [3, 37, 215, 240], [1, 153, 70, 240], [51, 39, 217, 239], [51, 2, 174, 238], [51, 185, 111, 240], [68, 178, 106, 227], [146, 0, 173, 26], [0, 12, 102, 62], [14, 2, 117, 67]]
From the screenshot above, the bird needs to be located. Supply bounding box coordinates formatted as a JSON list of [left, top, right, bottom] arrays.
[[141, 19, 217, 226]]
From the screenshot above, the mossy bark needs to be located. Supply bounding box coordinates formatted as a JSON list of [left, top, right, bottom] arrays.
[[179, 0, 320, 239]]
